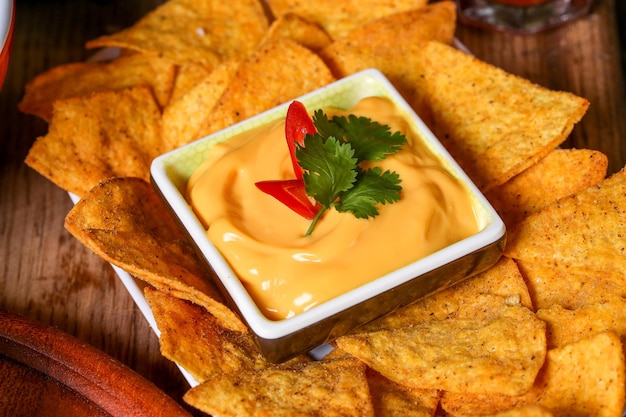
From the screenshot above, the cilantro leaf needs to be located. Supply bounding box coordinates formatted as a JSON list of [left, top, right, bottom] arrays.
[[296, 135, 358, 207], [312, 110, 407, 163], [336, 167, 402, 218]]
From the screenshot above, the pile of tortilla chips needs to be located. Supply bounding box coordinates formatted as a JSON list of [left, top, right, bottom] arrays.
[[20, 0, 626, 416]]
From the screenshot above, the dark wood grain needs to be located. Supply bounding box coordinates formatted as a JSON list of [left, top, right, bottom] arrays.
[[0, 0, 624, 415]]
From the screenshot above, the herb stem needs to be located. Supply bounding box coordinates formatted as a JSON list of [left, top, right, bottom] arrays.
[[304, 206, 327, 237]]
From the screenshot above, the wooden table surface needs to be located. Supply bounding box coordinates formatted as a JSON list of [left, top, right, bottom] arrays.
[[1, 0, 625, 415]]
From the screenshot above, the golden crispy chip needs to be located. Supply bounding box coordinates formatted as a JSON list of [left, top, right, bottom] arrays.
[[260, 13, 332, 52], [25, 86, 163, 197], [537, 296, 626, 349], [319, 1, 456, 120], [266, 0, 428, 40], [184, 357, 374, 417], [362, 257, 533, 331], [86, 0, 268, 67], [505, 168, 626, 276], [196, 39, 335, 137], [162, 60, 241, 151], [144, 287, 271, 384], [168, 63, 215, 105], [489, 405, 554, 417], [64, 177, 246, 332], [18, 53, 176, 122], [418, 41, 589, 191], [486, 149, 608, 229], [516, 259, 625, 310], [366, 368, 442, 417], [337, 293, 546, 396], [440, 332, 625, 417]]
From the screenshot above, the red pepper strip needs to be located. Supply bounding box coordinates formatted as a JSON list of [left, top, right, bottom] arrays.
[[285, 100, 316, 180], [255, 179, 320, 220]]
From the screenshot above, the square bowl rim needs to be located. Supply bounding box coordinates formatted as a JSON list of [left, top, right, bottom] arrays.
[[150, 68, 506, 341]]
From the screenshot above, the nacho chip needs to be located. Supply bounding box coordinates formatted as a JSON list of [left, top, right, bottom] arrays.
[[260, 12, 332, 52], [18, 53, 176, 122], [490, 405, 554, 417], [162, 60, 241, 151], [196, 38, 335, 137], [266, 0, 428, 40], [366, 368, 442, 417], [319, 1, 456, 120], [336, 294, 546, 395], [516, 259, 625, 310], [86, 0, 269, 67], [417, 41, 589, 191], [25, 86, 163, 197], [64, 177, 246, 332], [145, 287, 270, 384], [505, 168, 626, 276], [440, 332, 625, 417], [184, 357, 374, 417], [486, 149, 608, 228], [361, 256, 533, 331], [537, 296, 626, 349], [168, 63, 215, 105]]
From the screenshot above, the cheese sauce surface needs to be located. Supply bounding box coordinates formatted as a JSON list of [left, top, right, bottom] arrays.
[[188, 97, 478, 320]]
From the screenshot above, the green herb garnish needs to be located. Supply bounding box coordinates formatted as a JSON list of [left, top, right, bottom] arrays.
[[296, 110, 406, 236]]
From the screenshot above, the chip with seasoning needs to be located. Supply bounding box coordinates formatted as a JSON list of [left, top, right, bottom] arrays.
[[195, 38, 336, 138], [440, 332, 625, 416], [505, 168, 626, 275], [319, 1, 456, 120], [161, 59, 241, 151], [18, 53, 176, 122], [25, 86, 163, 197], [144, 286, 273, 384], [266, 0, 428, 40], [486, 148, 608, 228], [336, 293, 546, 396], [184, 357, 374, 417], [86, 0, 269, 68], [417, 40, 590, 191], [64, 177, 246, 333], [260, 12, 333, 52]]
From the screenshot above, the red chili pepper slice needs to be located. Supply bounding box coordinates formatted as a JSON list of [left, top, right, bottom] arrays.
[[285, 100, 316, 180], [255, 179, 319, 220]]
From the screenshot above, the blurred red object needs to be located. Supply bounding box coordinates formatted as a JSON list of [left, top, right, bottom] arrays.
[[0, 0, 15, 91]]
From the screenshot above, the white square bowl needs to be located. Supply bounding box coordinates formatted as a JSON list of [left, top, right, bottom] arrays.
[[150, 69, 506, 363]]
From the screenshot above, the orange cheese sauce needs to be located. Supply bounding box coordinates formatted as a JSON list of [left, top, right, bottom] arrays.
[[188, 98, 478, 320]]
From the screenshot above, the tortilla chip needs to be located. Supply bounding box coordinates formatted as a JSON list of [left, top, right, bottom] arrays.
[[516, 259, 625, 310], [162, 60, 241, 151], [18, 53, 176, 122], [145, 287, 271, 384], [64, 177, 246, 332], [366, 368, 442, 417], [86, 0, 269, 67], [184, 357, 374, 417], [25, 86, 163, 197], [537, 296, 626, 349], [440, 332, 625, 417], [486, 149, 608, 228], [319, 1, 456, 120], [266, 0, 429, 40], [260, 13, 332, 52], [196, 39, 335, 137], [336, 293, 546, 395], [361, 256, 533, 331], [505, 168, 626, 277], [168, 63, 215, 105], [417, 41, 589, 191], [489, 405, 554, 417]]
